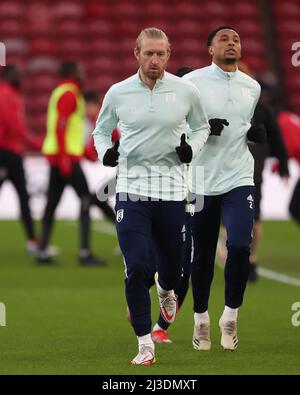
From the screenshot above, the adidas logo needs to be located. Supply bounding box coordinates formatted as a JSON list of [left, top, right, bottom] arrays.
[[247, 194, 254, 202]]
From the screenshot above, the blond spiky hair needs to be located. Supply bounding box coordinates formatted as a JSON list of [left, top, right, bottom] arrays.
[[135, 27, 171, 51]]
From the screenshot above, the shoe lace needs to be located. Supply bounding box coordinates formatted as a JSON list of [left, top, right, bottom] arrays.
[[161, 293, 178, 310], [139, 345, 154, 357]]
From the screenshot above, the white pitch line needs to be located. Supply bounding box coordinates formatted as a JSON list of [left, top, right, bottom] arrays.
[[257, 267, 300, 288], [216, 260, 300, 288], [92, 222, 117, 237], [68, 221, 117, 236], [89, 223, 300, 288]]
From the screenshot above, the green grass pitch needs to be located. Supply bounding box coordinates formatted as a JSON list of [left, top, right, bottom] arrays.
[[0, 220, 299, 375]]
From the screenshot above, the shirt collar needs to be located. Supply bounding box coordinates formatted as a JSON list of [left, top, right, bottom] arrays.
[[211, 62, 238, 80]]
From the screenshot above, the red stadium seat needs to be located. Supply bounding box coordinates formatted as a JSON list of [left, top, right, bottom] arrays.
[[143, 2, 171, 18], [234, 20, 262, 37], [57, 39, 87, 57], [27, 56, 59, 74], [52, 2, 84, 19], [85, 2, 113, 18], [242, 56, 267, 71], [174, 2, 201, 19], [116, 20, 141, 37], [175, 20, 204, 38], [274, 0, 300, 18], [29, 39, 57, 56], [241, 38, 264, 55], [87, 20, 114, 38], [3, 38, 28, 55], [0, 19, 24, 36], [0, 1, 24, 18], [88, 39, 116, 56], [87, 57, 119, 75], [277, 20, 300, 37], [233, 1, 258, 17], [56, 19, 85, 38], [5, 54, 27, 69], [202, 2, 230, 18], [113, 2, 142, 18]]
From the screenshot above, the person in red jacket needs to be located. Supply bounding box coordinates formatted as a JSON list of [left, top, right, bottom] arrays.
[[276, 110, 300, 224], [0, 64, 41, 252], [37, 61, 105, 265]]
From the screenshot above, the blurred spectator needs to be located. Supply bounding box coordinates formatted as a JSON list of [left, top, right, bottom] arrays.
[[276, 111, 300, 225], [36, 61, 105, 265], [0, 65, 41, 253]]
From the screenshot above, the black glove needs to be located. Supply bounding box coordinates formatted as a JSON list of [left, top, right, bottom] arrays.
[[209, 118, 229, 136], [102, 140, 120, 167], [247, 124, 267, 143], [176, 134, 193, 163]]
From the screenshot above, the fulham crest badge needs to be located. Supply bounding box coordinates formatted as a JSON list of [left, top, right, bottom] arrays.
[[117, 209, 124, 222]]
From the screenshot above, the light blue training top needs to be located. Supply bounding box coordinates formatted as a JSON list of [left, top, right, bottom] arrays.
[[93, 70, 210, 200], [183, 62, 261, 195]]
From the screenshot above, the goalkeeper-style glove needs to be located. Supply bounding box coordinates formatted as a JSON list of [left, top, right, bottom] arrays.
[[209, 118, 229, 136], [247, 124, 267, 143], [176, 134, 193, 163], [102, 140, 120, 167]]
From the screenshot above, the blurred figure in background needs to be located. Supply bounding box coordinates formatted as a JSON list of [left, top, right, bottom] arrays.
[[0, 65, 41, 253], [83, 90, 119, 223], [37, 61, 105, 266], [276, 110, 300, 225]]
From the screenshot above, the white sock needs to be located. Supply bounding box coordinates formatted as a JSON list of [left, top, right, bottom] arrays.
[[153, 323, 164, 331], [138, 334, 153, 347], [194, 311, 210, 325], [222, 306, 238, 321]]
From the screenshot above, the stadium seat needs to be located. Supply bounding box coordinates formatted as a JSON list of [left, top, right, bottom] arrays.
[[143, 2, 171, 18], [85, 2, 113, 18], [234, 20, 262, 36], [3, 38, 28, 55], [87, 20, 113, 38], [274, 0, 300, 17], [29, 39, 57, 56], [175, 20, 204, 37], [202, 2, 229, 18], [241, 38, 264, 55], [0, 20, 25, 36], [57, 39, 87, 57], [0, 1, 24, 18], [116, 20, 141, 37], [27, 57, 59, 74], [174, 2, 201, 19], [233, 1, 258, 17], [52, 2, 84, 19], [56, 19, 85, 38], [113, 2, 142, 18]]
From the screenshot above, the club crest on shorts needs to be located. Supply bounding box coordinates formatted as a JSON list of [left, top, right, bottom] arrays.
[[116, 209, 124, 222]]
